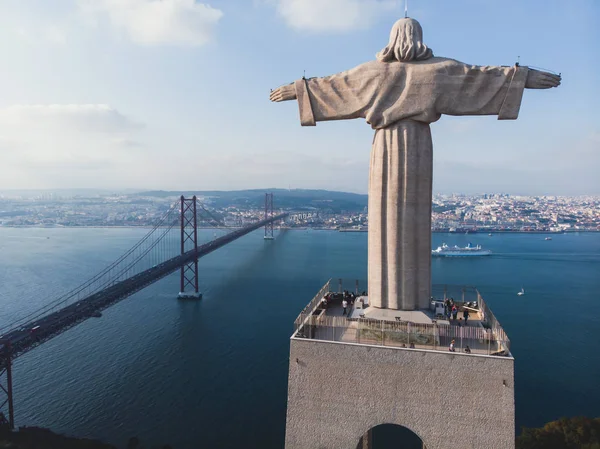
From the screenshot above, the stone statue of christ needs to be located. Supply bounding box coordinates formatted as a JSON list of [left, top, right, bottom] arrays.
[[270, 18, 560, 311]]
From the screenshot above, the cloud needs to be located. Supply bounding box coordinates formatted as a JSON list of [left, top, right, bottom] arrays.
[[0, 104, 144, 185], [15, 24, 67, 44], [0, 104, 143, 133], [0, 2, 69, 45], [274, 0, 399, 33], [587, 131, 600, 144], [433, 133, 600, 196], [78, 0, 223, 46], [197, 151, 368, 192]]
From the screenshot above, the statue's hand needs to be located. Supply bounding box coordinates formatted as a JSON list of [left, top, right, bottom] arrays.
[[270, 83, 297, 102], [525, 69, 561, 89]]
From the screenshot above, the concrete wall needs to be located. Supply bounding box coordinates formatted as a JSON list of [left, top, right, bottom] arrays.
[[285, 338, 515, 449]]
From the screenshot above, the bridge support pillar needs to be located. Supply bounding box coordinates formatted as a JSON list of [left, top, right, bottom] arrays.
[[178, 195, 202, 300], [0, 341, 14, 430], [264, 193, 274, 240]]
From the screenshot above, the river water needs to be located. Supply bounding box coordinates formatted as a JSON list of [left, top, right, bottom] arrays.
[[0, 228, 599, 448]]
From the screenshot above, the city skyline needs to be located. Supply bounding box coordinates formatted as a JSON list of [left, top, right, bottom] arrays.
[[0, 0, 598, 195], [1, 189, 598, 232]]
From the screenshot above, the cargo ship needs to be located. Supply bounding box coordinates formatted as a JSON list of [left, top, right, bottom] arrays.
[[432, 243, 492, 257]]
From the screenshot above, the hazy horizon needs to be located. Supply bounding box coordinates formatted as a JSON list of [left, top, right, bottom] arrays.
[[0, 186, 598, 198], [0, 0, 598, 195]]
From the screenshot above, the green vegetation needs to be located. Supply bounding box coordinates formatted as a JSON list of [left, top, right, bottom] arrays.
[[0, 427, 115, 449], [2, 416, 599, 448], [0, 427, 172, 449], [358, 324, 435, 346], [517, 417, 600, 449]]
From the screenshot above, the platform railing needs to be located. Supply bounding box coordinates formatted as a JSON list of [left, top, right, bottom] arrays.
[[292, 281, 511, 357], [293, 280, 331, 334], [477, 291, 510, 351]]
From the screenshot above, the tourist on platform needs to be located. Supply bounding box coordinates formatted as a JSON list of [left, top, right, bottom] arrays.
[[342, 299, 348, 316], [409, 343, 415, 349], [449, 340, 456, 352], [464, 346, 471, 354], [463, 308, 470, 324], [452, 305, 458, 321]]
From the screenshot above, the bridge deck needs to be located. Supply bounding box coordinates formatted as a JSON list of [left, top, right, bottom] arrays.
[[0, 213, 287, 366]]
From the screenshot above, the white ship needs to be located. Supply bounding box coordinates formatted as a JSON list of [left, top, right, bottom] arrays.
[[432, 242, 492, 257]]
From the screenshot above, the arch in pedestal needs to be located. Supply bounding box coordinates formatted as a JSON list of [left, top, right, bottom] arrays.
[[356, 423, 426, 449]]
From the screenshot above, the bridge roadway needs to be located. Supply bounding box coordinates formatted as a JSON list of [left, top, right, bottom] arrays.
[[0, 213, 288, 366]]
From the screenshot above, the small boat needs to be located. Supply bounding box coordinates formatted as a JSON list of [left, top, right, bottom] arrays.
[[488, 233, 493, 236], [545, 237, 552, 241], [517, 288, 525, 296]]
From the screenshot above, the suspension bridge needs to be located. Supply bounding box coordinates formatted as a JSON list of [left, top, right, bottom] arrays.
[[0, 194, 287, 429]]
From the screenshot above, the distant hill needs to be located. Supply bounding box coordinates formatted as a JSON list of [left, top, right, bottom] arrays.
[[134, 189, 368, 213]]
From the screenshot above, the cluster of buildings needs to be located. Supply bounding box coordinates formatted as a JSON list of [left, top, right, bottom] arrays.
[[285, 194, 600, 232], [431, 193, 600, 232], [0, 194, 283, 228], [0, 195, 169, 227], [0, 192, 598, 232]]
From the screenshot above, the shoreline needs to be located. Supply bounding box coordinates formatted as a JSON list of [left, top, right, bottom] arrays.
[[0, 225, 598, 233]]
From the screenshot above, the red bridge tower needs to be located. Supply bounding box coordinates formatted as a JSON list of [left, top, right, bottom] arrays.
[[178, 195, 202, 299], [264, 193, 274, 240]]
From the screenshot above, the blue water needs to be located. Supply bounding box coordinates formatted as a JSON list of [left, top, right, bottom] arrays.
[[0, 228, 599, 448]]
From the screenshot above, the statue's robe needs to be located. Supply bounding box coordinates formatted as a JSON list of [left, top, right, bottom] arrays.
[[294, 57, 528, 310]]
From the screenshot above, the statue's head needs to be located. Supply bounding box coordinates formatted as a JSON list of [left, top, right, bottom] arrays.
[[377, 18, 433, 63]]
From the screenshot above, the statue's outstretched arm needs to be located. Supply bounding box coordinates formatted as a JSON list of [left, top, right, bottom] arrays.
[[270, 83, 297, 102], [525, 69, 561, 89]]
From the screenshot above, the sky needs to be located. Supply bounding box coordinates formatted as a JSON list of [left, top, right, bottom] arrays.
[[0, 0, 598, 195]]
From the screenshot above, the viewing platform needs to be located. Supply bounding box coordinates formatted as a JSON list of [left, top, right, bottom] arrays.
[[292, 280, 511, 358]]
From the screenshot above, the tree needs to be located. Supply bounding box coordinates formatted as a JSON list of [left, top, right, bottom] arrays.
[[127, 437, 141, 449], [517, 417, 600, 449]]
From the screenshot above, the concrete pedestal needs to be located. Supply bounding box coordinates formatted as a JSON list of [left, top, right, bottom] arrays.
[[285, 339, 515, 449]]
